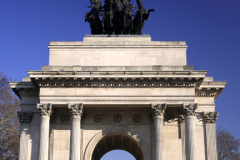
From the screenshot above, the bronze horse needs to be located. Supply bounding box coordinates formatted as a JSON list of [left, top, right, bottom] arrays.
[[103, 0, 123, 34], [85, 0, 103, 34], [133, 0, 155, 34], [121, 0, 133, 34]]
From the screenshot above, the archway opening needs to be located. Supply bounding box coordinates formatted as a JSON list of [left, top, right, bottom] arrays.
[[100, 150, 136, 160], [92, 133, 144, 160]]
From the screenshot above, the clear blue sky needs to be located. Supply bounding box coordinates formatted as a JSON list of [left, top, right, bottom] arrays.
[[0, 0, 239, 159]]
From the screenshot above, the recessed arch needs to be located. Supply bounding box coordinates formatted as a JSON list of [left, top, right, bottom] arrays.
[[83, 126, 150, 160]]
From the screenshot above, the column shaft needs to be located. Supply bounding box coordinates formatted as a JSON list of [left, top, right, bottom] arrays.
[[38, 115, 50, 160], [68, 103, 83, 160], [154, 115, 164, 160], [185, 116, 197, 160], [150, 103, 166, 160], [70, 115, 81, 160]]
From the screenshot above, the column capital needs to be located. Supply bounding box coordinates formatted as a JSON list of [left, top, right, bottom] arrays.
[[204, 112, 219, 124], [37, 103, 53, 116], [182, 103, 198, 117], [68, 103, 84, 116], [17, 111, 33, 123], [150, 103, 166, 118]]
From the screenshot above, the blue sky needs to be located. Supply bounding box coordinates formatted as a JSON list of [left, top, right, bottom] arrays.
[[0, 0, 239, 159]]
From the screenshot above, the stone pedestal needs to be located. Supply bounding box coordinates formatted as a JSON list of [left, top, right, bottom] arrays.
[[68, 103, 84, 160], [37, 104, 52, 160], [151, 104, 166, 160]]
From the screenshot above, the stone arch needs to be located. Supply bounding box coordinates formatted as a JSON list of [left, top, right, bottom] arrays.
[[83, 126, 150, 160]]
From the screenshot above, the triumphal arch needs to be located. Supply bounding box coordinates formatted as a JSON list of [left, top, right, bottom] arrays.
[[11, 35, 226, 160]]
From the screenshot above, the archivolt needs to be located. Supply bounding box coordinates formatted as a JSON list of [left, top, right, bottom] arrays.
[[83, 126, 150, 160]]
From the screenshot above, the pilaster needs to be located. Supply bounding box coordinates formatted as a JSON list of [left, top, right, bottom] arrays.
[[17, 111, 33, 160], [204, 112, 219, 160]]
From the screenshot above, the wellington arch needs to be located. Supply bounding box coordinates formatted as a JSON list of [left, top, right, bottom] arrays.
[[11, 35, 226, 160]]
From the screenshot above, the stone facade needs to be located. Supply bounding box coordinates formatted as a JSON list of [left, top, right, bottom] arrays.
[[10, 35, 227, 160]]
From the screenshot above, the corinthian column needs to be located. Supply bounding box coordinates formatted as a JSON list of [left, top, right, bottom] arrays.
[[17, 111, 33, 160], [204, 112, 219, 160], [150, 103, 166, 160], [37, 103, 53, 160], [182, 103, 197, 160], [68, 103, 84, 160]]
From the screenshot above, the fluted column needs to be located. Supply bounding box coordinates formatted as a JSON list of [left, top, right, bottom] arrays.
[[204, 112, 219, 160], [68, 103, 84, 160], [17, 111, 33, 160], [150, 104, 166, 160], [182, 103, 197, 160], [37, 103, 53, 160]]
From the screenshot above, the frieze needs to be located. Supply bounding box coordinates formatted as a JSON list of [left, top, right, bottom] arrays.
[[204, 112, 219, 124], [60, 114, 70, 123], [17, 111, 33, 123], [37, 103, 53, 116], [113, 114, 122, 123], [94, 114, 102, 123], [181, 103, 198, 117], [150, 104, 166, 117], [68, 103, 84, 116], [133, 114, 141, 123]]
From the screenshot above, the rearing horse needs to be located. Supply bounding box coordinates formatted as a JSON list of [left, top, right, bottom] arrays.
[[121, 0, 133, 34], [85, 0, 103, 34], [103, 0, 115, 34]]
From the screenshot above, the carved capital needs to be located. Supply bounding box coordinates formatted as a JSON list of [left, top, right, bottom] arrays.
[[37, 103, 53, 116], [17, 111, 33, 123], [68, 103, 84, 117], [204, 112, 219, 124], [150, 103, 166, 118], [179, 115, 185, 123], [181, 103, 198, 117]]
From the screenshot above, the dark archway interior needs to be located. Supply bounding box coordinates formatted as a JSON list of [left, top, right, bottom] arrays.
[[92, 134, 143, 160]]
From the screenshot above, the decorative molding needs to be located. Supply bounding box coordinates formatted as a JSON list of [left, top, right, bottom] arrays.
[[179, 115, 185, 123], [150, 104, 166, 117], [133, 114, 141, 123], [204, 112, 219, 124], [41, 99, 193, 103], [36, 103, 53, 116], [60, 114, 70, 123], [19, 92, 39, 96], [17, 111, 33, 123], [68, 103, 84, 116], [181, 103, 198, 116], [113, 114, 122, 123], [94, 114, 102, 123], [38, 82, 195, 88]]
